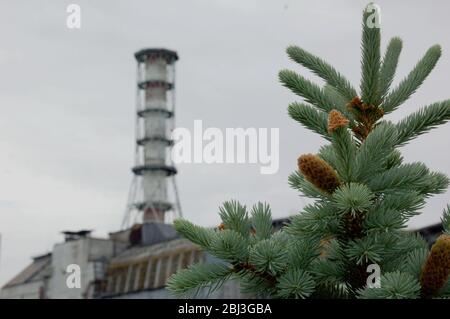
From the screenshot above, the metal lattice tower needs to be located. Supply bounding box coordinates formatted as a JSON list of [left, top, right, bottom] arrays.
[[122, 48, 182, 228]]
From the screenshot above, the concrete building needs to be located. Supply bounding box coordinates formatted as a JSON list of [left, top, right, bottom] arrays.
[[0, 223, 242, 299], [0, 253, 51, 299], [0, 231, 124, 299]]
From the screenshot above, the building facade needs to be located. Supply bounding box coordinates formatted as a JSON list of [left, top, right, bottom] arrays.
[[0, 222, 242, 299]]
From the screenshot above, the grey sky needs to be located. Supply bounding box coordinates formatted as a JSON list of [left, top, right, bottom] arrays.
[[1, 0, 450, 286]]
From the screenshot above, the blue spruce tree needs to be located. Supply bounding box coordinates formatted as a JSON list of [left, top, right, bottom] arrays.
[[167, 3, 450, 299]]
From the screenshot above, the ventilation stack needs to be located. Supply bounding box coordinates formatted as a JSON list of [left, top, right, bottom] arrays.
[[123, 48, 182, 227]]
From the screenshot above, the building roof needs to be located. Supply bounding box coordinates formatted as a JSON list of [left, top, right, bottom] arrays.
[[2, 253, 52, 289]]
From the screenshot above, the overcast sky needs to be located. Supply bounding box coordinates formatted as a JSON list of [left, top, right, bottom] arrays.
[[1, 0, 450, 286]]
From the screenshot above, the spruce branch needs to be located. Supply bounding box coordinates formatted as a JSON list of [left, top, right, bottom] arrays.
[[218, 201, 251, 238], [332, 183, 374, 216], [384, 149, 403, 169], [167, 262, 233, 297], [287, 239, 320, 270], [419, 171, 450, 197], [209, 230, 249, 263], [238, 272, 275, 297], [395, 100, 450, 146], [378, 37, 403, 100], [288, 102, 330, 140], [355, 121, 398, 181], [357, 272, 421, 299], [379, 191, 425, 218], [173, 219, 216, 250], [367, 162, 430, 194], [395, 232, 430, 253], [286, 202, 340, 241], [250, 202, 273, 240], [382, 45, 442, 113], [323, 84, 349, 112], [312, 282, 350, 299], [286, 45, 357, 101], [442, 205, 450, 234], [249, 238, 288, 276], [377, 233, 428, 275], [360, 3, 381, 106], [363, 208, 405, 233], [310, 258, 347, 287], [276, 269, 316, 299], [346, 236, 384, 265], [400, 248, 429, 278], [279, 69, 336, 113], [328, 128, 357, 182], [321, 237, 345, 260]]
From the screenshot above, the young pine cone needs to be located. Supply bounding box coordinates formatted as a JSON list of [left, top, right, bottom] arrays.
[[420, 234, 450, 297], [346, 96, 364, 111], [298, 154, 341, 194], [328, 109, 349, 133]]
